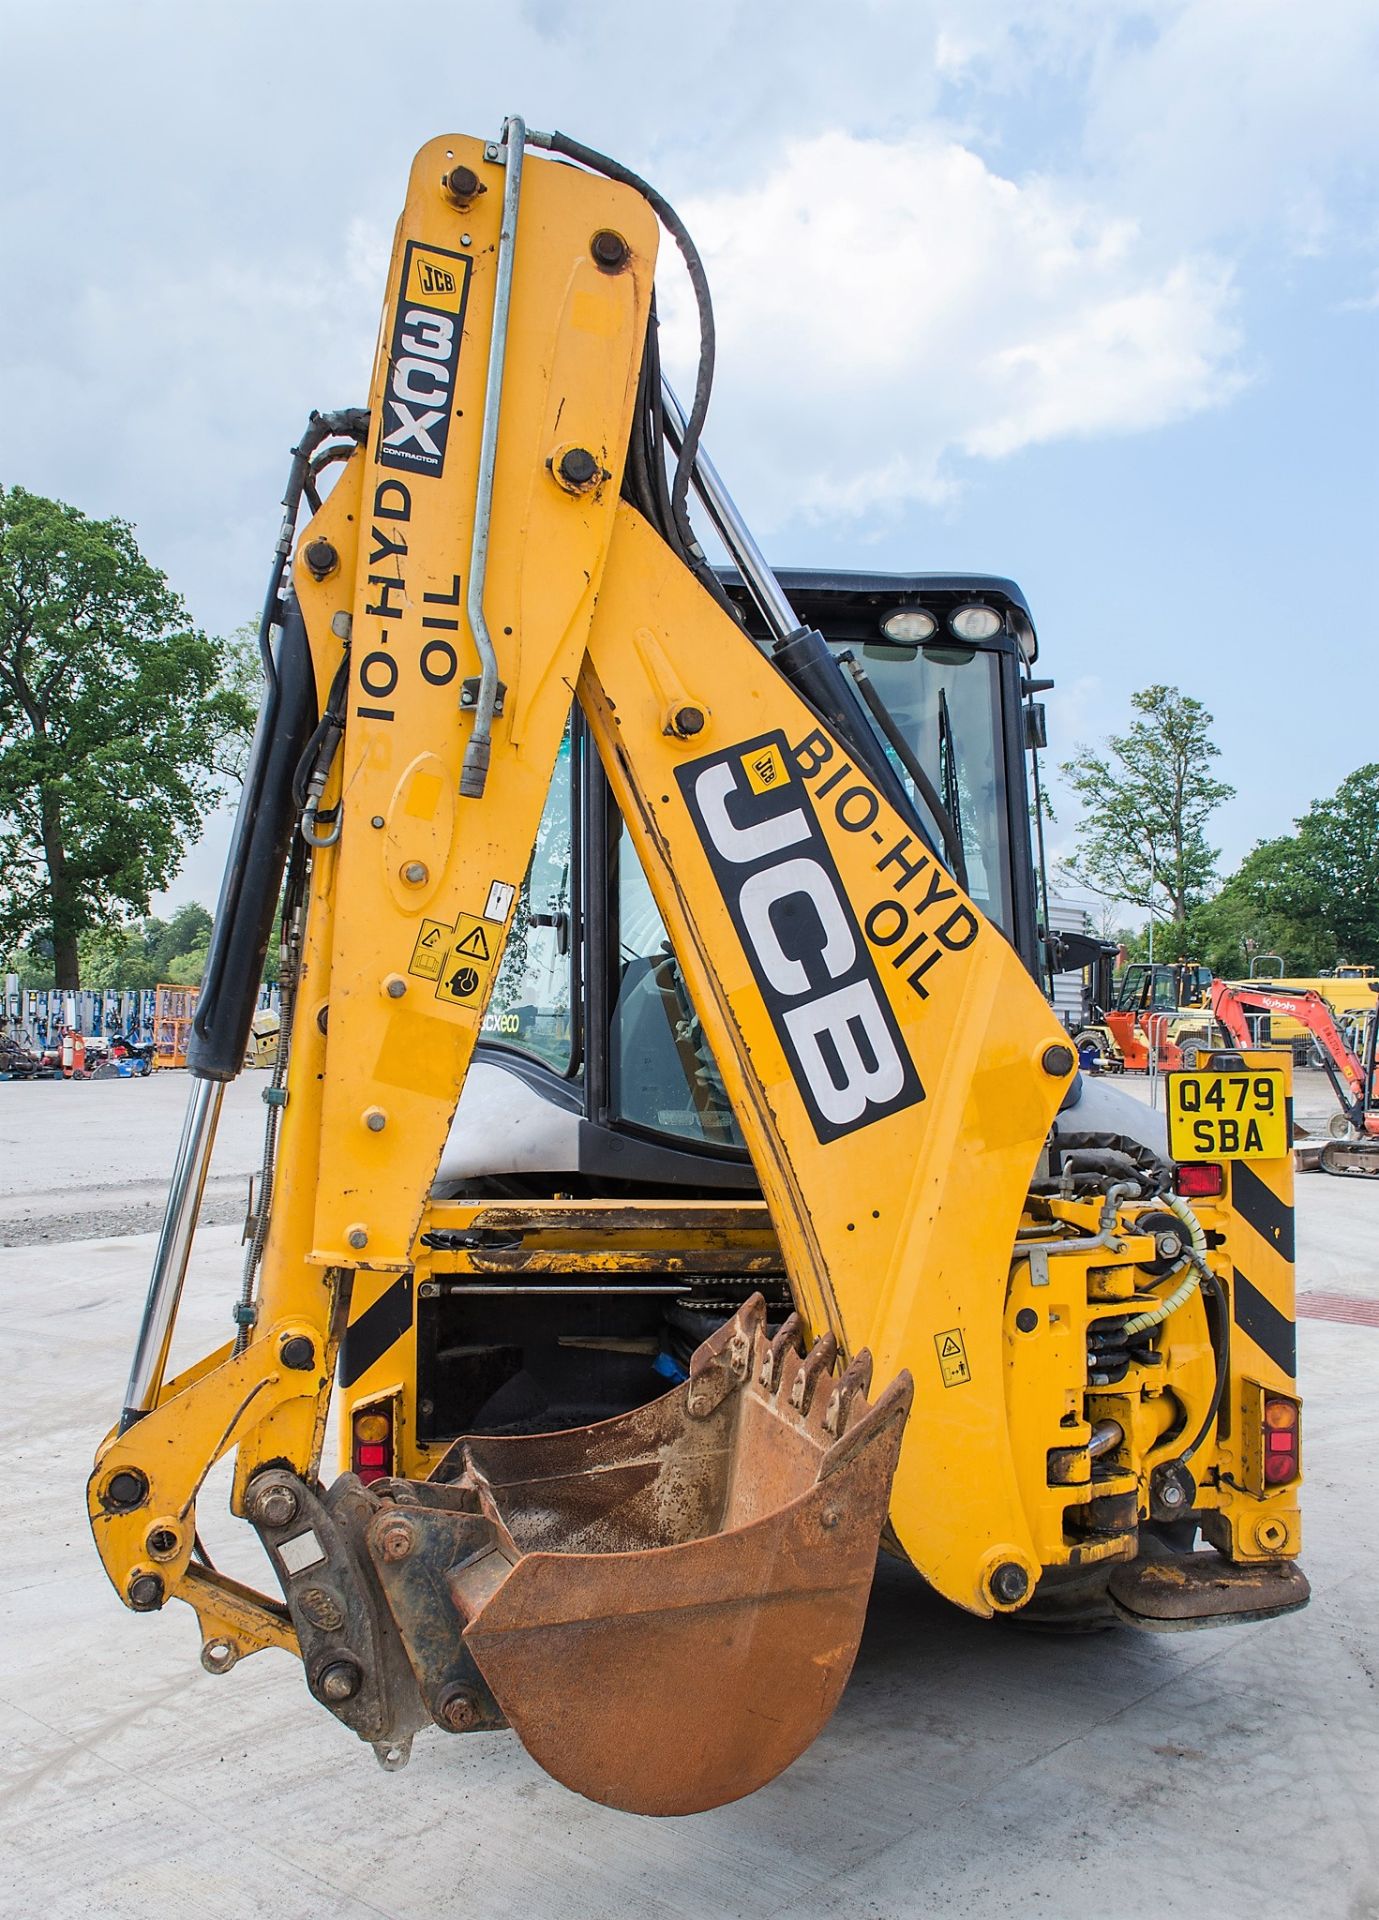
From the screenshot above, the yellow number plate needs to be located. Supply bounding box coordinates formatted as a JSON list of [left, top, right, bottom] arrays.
[[1165, 1070, 1288, 1162]]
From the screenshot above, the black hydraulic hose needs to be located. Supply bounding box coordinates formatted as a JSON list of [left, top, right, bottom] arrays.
[[292, 648, 352, 813], [840, 651, 968, 889], [188, 596, 318, 1079], [625, 301, 678, 545], [257, 408, 369, 685], [1180, 1264, 1230, 1462]]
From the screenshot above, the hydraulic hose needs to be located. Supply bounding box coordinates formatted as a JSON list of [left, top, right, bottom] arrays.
[[1114, 1191, 1228, 1464], [1121, 1193, 1209, 1336]]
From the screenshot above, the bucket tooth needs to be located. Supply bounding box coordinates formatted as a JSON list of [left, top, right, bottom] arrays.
[[377, 1295, 912, 1814], [824, 1349, 874, 1436], [788, 1330, 838, 1416], [760, 1311, 805, 1391], [686, 1290, 766, 1417]]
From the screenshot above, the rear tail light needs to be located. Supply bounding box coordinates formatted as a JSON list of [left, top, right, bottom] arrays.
[[1262, 1394, 1299, 1485], [352, 1403, 395, 1486], [1174, 1162, 1225, 1198]]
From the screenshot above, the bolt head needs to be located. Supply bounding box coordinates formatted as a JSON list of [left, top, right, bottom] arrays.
[[989, 1560, 1030, 1606], [303, 538, 338, 580], [384, 976, 407, 999], [673, 705, 706, 737], [364, 1108, 387, 1132], [557, 446, 599, 489], [590, 228, 630, 270], [370, 814, 386, 830], [347, 1227, 369, 1251], [402, 861, 429, 886], [376, 1517, 416, 1563], [317, 1659, 363, 1704], [280, 1334, 316, 1372], [128, 1572, 165, 1612], [104, 1468, 149, 1513], [250, 1481, 300, 1530], [437, 1685, 482, 1732], [1162, 1482, 1186, 1507], [443, 163, 484, 206], [1042, 1043, 1076, 1077]]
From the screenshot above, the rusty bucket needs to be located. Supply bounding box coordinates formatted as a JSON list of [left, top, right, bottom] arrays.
[[367, 1295, 911, 1814]]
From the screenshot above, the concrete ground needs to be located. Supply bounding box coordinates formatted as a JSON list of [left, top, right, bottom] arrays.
[[0, 1075, 1375, 1918]]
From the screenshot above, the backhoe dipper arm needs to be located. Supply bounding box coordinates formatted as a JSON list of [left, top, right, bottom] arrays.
[[90, 123, 1082, 1797]]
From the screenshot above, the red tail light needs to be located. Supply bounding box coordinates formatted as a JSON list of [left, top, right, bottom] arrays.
[[1174, 1162, 1225, 1198], [1262, 1394, 1299, 1485], [352, 1403, 395, 1486]]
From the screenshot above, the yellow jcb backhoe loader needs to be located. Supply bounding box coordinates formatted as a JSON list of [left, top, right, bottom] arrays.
[[89, 118, 1307, 1817]]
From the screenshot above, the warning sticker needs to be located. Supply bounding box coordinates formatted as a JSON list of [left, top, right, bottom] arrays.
[[934, 1328, 971, 1388], [434, 913, 498, 1009], [483, 879, 516, 923], [408, 918, 452, 982]]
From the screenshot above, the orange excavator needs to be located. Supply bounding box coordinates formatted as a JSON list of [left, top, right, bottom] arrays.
[[1210, 978, 1379, 1177]]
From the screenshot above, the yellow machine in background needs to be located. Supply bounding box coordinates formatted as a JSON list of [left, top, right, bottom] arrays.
[[88, 119, 1307, 1816], [244, 1007, 281, 1067]]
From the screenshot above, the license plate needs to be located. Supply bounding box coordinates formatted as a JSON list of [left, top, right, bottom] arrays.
[[1165, 1070, 1288, 1162]]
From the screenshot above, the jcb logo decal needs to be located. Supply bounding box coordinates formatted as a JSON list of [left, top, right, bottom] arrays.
[[378, 241, 472, 477], [678, 731, 924, 1143]]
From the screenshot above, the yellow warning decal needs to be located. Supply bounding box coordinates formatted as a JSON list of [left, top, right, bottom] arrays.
[[741, 742, 790, 795], [934, 1327, 971, 1388], [408, 918, 452, 982], [434, 913, 498, 1010]]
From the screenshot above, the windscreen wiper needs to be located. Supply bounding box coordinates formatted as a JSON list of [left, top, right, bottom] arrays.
[[937, 689, 969, 891], [837, 653, 969, 891]]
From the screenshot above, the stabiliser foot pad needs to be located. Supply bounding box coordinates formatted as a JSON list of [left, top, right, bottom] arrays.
[[1108, 1551, 1310, 1632]]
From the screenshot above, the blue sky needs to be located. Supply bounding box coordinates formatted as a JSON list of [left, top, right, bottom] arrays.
[[1, 0, 1374, 917]]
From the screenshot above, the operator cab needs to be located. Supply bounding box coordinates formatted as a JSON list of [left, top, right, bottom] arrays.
[[437, 572, 1045, 1196], [1114, 962, 1213, 1013]]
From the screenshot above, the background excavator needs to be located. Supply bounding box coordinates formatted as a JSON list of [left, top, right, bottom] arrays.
[[1077, 961, 1217, 1073], [1212, 978, 1379, 1177], [88, 119, 1308, 1818]]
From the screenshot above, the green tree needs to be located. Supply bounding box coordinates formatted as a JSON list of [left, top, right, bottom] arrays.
[[1060, 685, 1234, 928], [0, 487, 255, 987], [1291, 764, 1379, 960], [1192, 765, 1379, 974], [217, 618, 266, 786]]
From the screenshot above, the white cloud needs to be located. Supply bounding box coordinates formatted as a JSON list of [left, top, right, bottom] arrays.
[[1082, 0, 1379, 250], [659, 131, 1243, 525]]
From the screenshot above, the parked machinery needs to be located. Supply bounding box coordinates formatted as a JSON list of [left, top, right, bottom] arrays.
[[1212, 978, 1379, 1176]]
